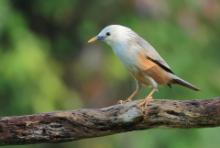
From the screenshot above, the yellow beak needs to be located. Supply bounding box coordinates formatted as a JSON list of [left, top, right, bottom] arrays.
[[88, 36, 97, 43]]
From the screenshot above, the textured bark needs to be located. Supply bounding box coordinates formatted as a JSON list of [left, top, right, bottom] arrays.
[[0, 98, 220, 145]]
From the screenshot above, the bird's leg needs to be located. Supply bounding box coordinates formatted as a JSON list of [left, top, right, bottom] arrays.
[[138, 88, 157, 108], [118, 80, 140, 104], [138, 77, 158, 110]]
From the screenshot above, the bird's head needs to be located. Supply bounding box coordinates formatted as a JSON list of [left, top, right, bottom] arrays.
[[88, 25, 136, 46]]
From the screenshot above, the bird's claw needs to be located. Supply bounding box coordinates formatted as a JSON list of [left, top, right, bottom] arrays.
[[117, 98, 132, 104], [138, 96, 153, 112]]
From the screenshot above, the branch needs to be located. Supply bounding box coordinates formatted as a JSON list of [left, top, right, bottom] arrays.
[[0, 98, 220, 146]]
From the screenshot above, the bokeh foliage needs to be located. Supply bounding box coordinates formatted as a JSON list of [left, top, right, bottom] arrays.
[[0, 0, 220, 148]]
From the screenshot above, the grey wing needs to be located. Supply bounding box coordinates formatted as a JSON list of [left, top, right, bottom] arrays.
[[135, 36, 174, 74]]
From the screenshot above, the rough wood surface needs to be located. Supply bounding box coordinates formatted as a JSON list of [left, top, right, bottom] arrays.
[[0, 98, 220, 146]]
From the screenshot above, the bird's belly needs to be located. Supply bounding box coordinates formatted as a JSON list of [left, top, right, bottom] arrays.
[[112, 45, 170, 85], [111, 43, 171, 86], [131, 66, 171, 86], [131, 70, 151, 85]]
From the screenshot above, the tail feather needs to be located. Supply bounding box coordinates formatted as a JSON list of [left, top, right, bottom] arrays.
[[171, 76, 200, 91]]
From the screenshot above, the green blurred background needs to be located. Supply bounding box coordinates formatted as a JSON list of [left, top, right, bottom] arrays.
[[0, 0, 220, 148]]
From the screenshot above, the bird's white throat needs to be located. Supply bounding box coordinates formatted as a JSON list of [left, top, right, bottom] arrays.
[[108, 40, 140, 72]]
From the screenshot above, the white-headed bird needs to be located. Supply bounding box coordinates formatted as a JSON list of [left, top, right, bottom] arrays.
[[88, 25, 199, 107]]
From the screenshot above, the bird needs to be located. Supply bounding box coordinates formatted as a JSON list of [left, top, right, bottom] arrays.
[[88, 25, 199, 108]]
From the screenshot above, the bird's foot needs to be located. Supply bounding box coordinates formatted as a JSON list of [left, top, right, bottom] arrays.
[[138, 96, 153, 112], [117, 98, 132, 104]]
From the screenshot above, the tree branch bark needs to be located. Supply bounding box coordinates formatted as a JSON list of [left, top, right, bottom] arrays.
[[0, 98, 220, 146]]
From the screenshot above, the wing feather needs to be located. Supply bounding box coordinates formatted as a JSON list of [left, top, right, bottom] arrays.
[[135, 36, 174, 74]]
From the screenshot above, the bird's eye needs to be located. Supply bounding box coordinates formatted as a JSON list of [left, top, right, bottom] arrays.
[[106, 32, 111, 36]]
